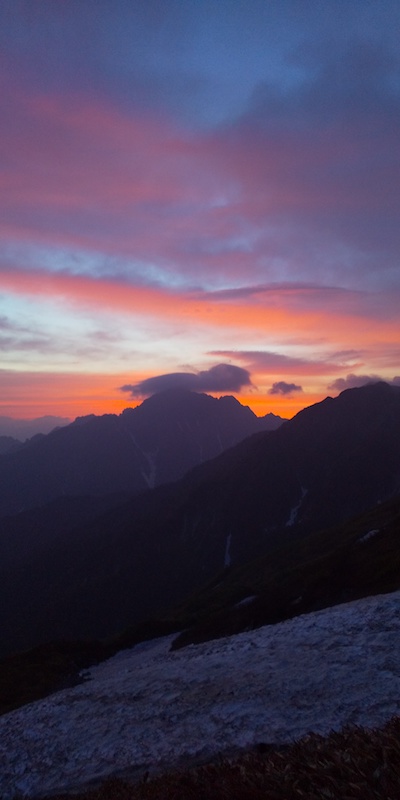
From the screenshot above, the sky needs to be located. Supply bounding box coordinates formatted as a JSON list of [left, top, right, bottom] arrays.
[[1, 0, 400, 421]]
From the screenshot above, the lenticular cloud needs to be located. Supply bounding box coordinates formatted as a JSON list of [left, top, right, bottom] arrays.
[[120, 363, 252, 397]]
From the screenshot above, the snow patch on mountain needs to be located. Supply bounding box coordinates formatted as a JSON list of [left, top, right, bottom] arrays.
[[1, 590, 400, 799], [224, 533, 232, 567], [141, 449, 158, 489], [358, 529, 380, 544], [286, 486, 308, 527], [234, 595, 257, 608]]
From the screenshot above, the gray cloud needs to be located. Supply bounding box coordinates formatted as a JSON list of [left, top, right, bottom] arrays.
[[120, 363, 252, 398], [328, 373, 400, 392], [268, 381, 303, 396]]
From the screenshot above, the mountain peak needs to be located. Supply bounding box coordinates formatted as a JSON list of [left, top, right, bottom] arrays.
[[1, 381, 400, 656], [0, 387, 283, 518]]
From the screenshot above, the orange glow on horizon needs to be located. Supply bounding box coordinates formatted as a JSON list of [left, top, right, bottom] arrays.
[[0, 367, 326, 422], [1, 265, 399, 422], [236, 391, 324, 419], [0, 371, 143, 420]]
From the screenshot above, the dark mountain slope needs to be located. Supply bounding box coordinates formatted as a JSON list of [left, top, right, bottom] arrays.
[[268, 380, 400, 529], [1, 381, 400, 657], [2, 493, 400, 716], [160, 381, 400, 567], [171, 492, 400, 649], [0, 435, 22, 455], [0, 389, 283, 517]]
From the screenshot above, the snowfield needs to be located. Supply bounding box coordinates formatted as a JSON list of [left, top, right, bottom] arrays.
[[2, 590, 400, 799]]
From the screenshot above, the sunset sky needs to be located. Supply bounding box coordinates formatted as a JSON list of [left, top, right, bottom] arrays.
[[1, 0, 400, 421]]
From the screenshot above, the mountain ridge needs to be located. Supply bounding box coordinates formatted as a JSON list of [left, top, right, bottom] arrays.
[[0, 389, 285, 517], [1, 382, 400, 657]]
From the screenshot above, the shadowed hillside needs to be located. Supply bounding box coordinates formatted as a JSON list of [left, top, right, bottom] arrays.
[[1, 493, 400, 717], [0, 382, 399, 657], [0, 390, 283, 517]]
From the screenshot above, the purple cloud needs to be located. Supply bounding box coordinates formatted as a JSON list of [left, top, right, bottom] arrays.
[[328, 374, 400, 392], [120, 363, 252, 398], [268, 381, 303, 396], [210, 349, 350, 376]]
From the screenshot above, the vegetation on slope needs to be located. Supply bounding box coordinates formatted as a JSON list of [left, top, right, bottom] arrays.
[[23, 715, 400, 800]]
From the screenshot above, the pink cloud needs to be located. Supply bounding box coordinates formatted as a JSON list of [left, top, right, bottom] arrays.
[[2, 80, 398, 294], [210, 349, 358, 377], [1, 23, 399, 304]]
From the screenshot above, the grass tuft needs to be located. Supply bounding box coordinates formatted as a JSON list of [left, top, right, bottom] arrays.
[[32, 715, 400, 800]]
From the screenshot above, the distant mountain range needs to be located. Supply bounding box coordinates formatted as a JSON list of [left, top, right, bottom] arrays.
[[1, 381, 400, 658], [0, 390, 284, 517], [0, 436, 22, 455], [0, 415, 70, 441]]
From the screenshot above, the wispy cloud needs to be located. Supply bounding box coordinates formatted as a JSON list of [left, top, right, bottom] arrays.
[[210, 349, 358, 376]]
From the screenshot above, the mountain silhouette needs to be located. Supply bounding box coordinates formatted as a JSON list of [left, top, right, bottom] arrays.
[[1, 381, 399, 657], [0, 436, 22, 455], [0, 389, 283, 517]]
